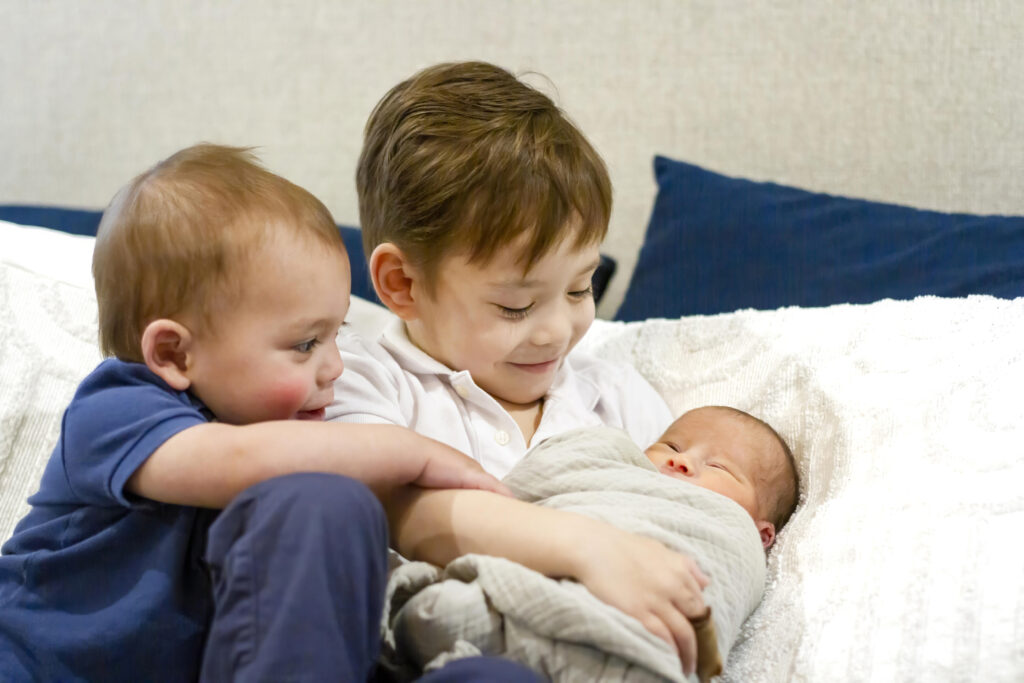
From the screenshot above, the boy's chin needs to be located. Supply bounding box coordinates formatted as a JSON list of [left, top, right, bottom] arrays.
[[491, 382, 552, 408]]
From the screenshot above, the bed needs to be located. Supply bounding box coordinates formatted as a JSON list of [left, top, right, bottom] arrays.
[[2, 3, 1023, 681]]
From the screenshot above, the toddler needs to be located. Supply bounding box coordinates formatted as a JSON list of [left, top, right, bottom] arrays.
[[0, 144, 541, 683]]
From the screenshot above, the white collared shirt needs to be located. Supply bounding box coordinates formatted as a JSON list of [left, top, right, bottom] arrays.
[[327, 319, 673, 478]]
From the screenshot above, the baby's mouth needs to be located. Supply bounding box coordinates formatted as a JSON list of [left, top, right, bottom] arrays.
[[294, 407, 326, 421]]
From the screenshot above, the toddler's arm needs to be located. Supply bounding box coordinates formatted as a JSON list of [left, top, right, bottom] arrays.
[[127, 421, 508, 508], [385, 486, 710, 677]]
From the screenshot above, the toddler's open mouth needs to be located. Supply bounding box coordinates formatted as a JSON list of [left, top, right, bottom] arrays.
[[294, 407, 326, 421]]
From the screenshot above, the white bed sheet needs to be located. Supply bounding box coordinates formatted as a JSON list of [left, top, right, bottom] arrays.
[[2, 220, 1022, 681]]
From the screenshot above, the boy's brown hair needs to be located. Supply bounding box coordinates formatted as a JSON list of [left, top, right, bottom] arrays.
[[356, 61, 612, 287], [93, 143, 342, 362]]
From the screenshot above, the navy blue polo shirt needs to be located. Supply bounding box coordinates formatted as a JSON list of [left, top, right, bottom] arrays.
[[0, 359, 217, 682]]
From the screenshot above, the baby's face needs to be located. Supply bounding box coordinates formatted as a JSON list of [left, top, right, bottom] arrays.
[[644, 407, 776, 522]]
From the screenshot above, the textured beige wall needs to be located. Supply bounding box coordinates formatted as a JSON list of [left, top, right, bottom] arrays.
[[2, 1, 1022, 316]]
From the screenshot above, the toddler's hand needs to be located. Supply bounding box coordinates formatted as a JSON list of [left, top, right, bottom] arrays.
[[573, 525, 710, 676], [415, 442, 513, 497]]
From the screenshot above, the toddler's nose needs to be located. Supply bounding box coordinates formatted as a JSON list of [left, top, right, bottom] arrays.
[[320, 345, 345, 386]]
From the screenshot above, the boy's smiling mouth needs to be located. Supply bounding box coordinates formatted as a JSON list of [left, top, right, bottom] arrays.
[[508, 359, 559, 374]]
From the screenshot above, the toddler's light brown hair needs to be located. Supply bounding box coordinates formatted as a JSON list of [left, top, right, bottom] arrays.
[[93, 143, 342, 361]]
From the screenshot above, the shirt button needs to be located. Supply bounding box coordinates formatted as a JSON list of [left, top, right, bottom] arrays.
[[454, 384, 470, 398], [494, 429, 510, 446]]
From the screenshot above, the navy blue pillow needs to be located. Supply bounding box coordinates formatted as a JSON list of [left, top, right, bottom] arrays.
[[0, 204, 376, 303], [616, 156, 1024, 321]]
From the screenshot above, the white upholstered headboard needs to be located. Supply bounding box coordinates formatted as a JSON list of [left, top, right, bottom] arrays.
[[2, 1, 1022, 315]]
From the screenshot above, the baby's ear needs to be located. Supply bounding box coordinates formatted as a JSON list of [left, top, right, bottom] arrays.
[[140, 319, 193, 391], [370, 243, 419, 320], [757, 520, 776, 549]]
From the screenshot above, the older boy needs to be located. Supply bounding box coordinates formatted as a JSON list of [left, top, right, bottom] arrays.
[[330, 61, 713, 676], [0, 144, 539, 682]]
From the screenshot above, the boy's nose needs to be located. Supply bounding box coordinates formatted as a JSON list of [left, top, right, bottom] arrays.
[[530, 310, 573, 348]]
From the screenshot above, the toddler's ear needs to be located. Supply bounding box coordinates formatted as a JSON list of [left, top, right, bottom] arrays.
[[140, 319, 193, 391], [370, 243, 419, 320]]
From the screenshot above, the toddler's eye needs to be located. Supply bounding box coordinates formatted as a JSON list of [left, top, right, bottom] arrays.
[[497, 303, 534, 320], [294, 338, 320, 353], [569, 285, 594, 300]]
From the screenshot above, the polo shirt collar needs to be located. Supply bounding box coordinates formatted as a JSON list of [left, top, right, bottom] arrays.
[[378, 317, 602, 412]]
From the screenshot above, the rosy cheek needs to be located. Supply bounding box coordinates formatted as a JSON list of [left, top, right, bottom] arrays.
[[260, 378, 309, 419]]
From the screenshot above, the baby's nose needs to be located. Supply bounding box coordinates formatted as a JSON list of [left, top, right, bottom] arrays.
[[667, 458, 691, 475]]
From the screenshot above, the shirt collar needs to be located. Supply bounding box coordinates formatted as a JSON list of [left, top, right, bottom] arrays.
[[378, 317, 603, 412], [378, 318, 457, 376]]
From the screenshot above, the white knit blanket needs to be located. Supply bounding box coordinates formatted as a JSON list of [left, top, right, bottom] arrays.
[[386, 427, 766, 682], [578, 297, 1024, 682]]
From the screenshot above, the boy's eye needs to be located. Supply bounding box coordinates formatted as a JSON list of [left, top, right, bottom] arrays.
[[294, 338, 320, 353], [569, 285, 594, 300], [497, 303, 535, 320]]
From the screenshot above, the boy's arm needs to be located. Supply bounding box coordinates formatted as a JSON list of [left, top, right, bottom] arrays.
[[127, 421, 507, 508], [384, 486, 709, 678]]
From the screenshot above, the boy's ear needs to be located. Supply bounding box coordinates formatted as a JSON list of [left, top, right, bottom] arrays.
[[370, 243, 421, 320], [140, 319, 193, 391], [757, 520, 776, 550]]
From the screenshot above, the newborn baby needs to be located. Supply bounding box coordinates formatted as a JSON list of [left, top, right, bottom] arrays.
[[644, 405, 799, 551], [386, 406, 799, 682]]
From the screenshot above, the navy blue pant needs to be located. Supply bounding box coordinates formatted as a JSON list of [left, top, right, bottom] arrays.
[[200, 473, 541, 682]]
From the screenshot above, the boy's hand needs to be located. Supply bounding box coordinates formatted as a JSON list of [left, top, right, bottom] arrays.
[[571, 525, 710, 677], [414, 442, 513, 497]]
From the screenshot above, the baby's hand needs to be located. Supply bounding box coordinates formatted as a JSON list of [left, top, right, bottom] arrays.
[[573, 525, 710, 676], [415, 441, 513, 497]]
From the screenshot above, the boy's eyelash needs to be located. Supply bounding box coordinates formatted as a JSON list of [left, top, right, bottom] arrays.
[[497, 286, 594, 320], [498, 304, 534, 321], [569, 285, 594, 299]]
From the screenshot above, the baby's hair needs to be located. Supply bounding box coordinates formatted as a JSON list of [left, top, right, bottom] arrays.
[[93, 143, 342, 362], [708, 406, 800, 532], [356, 61, 611, 289]]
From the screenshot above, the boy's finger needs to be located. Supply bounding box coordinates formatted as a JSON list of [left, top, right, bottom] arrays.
[[671, 584, 707, 620], [659, 606, 698, 676], [691, 561, 710, 588]]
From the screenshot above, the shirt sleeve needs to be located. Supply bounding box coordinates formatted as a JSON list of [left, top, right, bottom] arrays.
[[61, 361, 207, 508], [326, 331, 409, 426]]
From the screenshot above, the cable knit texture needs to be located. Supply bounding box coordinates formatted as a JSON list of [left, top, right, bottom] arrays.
[[578, 299, 1024, 682]]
